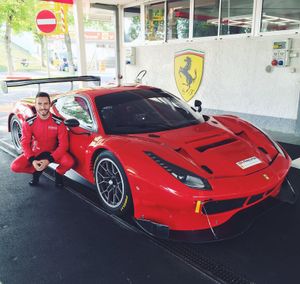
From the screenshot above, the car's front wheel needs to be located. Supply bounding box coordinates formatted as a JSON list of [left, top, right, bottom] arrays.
[[94, 151, 133, 216], [10, 115, 23, 154]]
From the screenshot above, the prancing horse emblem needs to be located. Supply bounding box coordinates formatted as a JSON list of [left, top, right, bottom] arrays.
[[179, 57, 197, 91], [174, 49, 204, 101]]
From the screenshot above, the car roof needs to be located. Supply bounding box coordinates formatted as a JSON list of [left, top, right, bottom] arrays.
[[19, 85, 157, 106], [71, 85, 156, 100]]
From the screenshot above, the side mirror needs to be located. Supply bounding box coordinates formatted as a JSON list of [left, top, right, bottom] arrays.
[[194, 100, 202, 112], [64, 118, 80, 128]]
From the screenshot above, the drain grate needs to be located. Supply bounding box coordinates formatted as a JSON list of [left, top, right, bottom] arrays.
[[154, 240, 254, 284]]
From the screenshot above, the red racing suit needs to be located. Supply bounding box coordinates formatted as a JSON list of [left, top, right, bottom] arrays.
[[11, 113, 74, 175]]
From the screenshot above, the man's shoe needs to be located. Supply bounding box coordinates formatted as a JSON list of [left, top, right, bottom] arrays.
[[55, 172, 64, 188], [29, 171, 42, 186]]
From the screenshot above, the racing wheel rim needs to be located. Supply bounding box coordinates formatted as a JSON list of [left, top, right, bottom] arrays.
[[11, 117, 22, 153], [95, 157, 125, 209]]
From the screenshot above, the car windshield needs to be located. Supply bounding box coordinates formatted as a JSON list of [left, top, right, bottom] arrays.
[[95, 88, 203, 134]]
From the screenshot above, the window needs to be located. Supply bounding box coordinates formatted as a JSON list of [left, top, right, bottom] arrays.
[[55, 96, 94, 130], [95, 89, 202, 134], [145, 2, 165, 41], [123, 0, 300, 43], [220, 0, 253, 35], [83, 7, 117, 85], [193, 0, 219, 37], [124, 6, 141, 43], [261, 0, 300, 32], [167, 0, 190, 40]]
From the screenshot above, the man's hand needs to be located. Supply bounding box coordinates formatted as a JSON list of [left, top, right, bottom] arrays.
[[32, 160, 42, 171], [37, 159, 50, 171], [32, 159, 50, 171]]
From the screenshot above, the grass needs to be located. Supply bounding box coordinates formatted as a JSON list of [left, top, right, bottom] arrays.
[[0, 38, 42, 72]]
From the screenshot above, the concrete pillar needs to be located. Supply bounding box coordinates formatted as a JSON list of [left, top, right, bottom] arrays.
[[73, 0, 87, 76]]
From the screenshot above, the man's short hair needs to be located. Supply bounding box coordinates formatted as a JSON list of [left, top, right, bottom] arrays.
[[36, 92, 51, 103]]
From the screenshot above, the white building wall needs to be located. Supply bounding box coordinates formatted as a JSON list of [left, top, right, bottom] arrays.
[[120, 35, 300, 133]]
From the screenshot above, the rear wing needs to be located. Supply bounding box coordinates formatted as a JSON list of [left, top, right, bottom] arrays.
[[0, 75, 101, 94]]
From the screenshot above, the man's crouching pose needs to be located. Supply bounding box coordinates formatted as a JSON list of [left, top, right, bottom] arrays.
[[10, 92, 74, 187]]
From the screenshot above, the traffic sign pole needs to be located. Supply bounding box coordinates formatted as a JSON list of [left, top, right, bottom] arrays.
[[45, 36, 50, 78]]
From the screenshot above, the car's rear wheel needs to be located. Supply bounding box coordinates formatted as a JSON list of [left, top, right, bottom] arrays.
[[94, 151, 133, 216], [10, 115, 23, 154]]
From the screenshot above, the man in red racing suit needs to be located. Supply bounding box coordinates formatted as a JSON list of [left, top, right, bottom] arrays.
[[11, 92, 74, 187]]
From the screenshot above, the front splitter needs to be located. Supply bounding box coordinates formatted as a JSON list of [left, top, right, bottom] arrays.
[[135, 175, 298, 243]]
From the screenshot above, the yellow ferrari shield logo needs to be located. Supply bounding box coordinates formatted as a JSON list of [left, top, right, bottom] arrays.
[[174, 49, 204, 101]]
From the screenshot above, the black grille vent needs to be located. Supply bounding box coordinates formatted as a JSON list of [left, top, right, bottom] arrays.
[[197, 138, 237, 152], [247, 193, 264, 205], [202, 198, 247, 215]]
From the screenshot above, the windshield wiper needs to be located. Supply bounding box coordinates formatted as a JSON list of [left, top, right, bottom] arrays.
[[116, 123, 172, 131], [173, 120, 200, 128], [134, 123, 173, 130]]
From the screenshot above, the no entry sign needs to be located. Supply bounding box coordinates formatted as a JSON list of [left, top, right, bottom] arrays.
[[36, 10, 57, 33]]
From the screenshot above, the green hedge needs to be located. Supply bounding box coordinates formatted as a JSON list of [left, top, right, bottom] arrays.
[[0, 65, 7, 72]]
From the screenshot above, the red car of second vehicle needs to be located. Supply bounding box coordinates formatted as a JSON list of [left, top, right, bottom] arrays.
[[5, 76, 297, 242]]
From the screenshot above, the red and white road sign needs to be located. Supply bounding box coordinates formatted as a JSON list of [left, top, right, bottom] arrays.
[[36, 10, 57, 33]]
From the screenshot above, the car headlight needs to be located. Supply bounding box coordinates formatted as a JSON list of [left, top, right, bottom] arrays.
[[145, 151, 211, 190]]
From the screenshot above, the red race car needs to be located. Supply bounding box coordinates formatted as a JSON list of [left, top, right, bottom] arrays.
[[5, 76, 297, 242]]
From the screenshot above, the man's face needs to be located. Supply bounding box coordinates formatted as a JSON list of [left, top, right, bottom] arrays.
[[35, 97, 50, 119]]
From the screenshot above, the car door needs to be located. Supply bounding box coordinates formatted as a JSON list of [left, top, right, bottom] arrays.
[[52, 95, 98, 178]]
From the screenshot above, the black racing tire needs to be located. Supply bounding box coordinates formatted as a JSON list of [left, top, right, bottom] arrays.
[[10, 115, 23, 154], [94, 151, 133, 216]]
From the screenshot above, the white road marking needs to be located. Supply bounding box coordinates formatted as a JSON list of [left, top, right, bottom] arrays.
[[0, 145, 17, 158], [292, 158, 300, 169], [0, 138, 15, 150]]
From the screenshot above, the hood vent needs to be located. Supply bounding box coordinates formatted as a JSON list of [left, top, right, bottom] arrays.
[[196, 138, 237, 152], [148, 133, 160, 138], [235, 131, 244, 136], [258, 146, 268, 155], [201, 165, 213, 174]]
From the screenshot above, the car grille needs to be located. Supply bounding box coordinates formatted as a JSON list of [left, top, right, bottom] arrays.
[[247, 193, 264, 205], [202, 198, 247, 215], [202, 188, 275, 215]]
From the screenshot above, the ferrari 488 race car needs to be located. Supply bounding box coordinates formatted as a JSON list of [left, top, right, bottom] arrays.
[[4, 76, 297, 242]]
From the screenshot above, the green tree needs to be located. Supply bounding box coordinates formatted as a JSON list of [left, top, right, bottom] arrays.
[[64, 9, 75, 74], [0, 0, 36, 75], [33, 31, 46, 68]]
